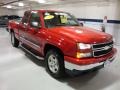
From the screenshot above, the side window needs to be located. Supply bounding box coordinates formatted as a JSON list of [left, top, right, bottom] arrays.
[[29, 12, 41, 28], [22, 11, 30, 25]]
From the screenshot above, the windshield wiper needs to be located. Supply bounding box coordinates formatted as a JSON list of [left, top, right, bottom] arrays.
[[55, 24, 67, 26], [55, 24, 79, 27], [70, 24, 79, 26]]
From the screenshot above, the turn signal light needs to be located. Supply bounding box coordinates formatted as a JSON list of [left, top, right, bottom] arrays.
[[76, 52, 92, 58]]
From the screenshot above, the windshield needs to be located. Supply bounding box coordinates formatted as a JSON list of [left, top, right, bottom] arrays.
[[43, 11, 80, 28]]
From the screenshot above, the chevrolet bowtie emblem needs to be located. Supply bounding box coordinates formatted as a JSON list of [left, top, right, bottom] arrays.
[[104, 46, 110, 50]]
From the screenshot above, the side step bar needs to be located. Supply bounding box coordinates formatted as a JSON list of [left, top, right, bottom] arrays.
[[20, 45, 44, 60]]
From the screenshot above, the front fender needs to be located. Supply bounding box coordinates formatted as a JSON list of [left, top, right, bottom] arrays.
[[45, 34, 77, 57]]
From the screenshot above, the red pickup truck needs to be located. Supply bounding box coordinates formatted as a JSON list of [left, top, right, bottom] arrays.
[[8, 10, 117, 78]]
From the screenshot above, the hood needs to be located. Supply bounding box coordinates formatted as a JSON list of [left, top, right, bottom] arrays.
[[48, 26, 112, 44]]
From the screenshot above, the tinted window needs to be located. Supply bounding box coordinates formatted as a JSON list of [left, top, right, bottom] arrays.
[[0, 16, 9, 20], [22, 11, 30, 24], [29, 11, 41, 28], [9, 15, 20, 20], [43, 12, 80, 28]]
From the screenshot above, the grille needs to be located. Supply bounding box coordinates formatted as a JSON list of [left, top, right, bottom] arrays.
[[92, 41, 113, 57]]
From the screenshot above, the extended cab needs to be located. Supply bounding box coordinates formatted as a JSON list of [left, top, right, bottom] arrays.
[[8, 10, 117, 78]]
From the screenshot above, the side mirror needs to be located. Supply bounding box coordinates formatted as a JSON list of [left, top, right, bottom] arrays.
[[80, 23, 83, 26], [31, 22, 41, 28], [79, 21, 84, 26]]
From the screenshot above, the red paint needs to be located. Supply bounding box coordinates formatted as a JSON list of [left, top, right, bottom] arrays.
[[8, 10, 117, 65], [65, 48, 117, 65]]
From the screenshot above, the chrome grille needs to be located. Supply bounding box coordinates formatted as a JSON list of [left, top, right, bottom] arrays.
[[92, 41, 113, 57]]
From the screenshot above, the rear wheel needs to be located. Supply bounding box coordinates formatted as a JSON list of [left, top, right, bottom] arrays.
[[11, 32, 19, 47], [45, 49, 65, 78]]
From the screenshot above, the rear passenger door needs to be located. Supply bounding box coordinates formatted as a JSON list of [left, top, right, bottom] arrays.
[[19, 11, 30, 44], [25, 11, 42, 52]]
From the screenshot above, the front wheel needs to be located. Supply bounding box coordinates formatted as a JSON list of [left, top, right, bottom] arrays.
[[11, 32, 19, 47], [45, 49, 65, 78]]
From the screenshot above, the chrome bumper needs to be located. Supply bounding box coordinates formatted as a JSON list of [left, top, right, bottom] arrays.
[[65, 55, 115, 71]]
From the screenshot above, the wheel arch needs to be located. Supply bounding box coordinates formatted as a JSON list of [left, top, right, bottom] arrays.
[[44, 44, 64, 57], [10, 29, 14, 33]]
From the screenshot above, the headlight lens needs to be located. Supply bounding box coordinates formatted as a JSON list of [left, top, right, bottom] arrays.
[[77, 43, 91, 49], [76, 43, 92, 58]]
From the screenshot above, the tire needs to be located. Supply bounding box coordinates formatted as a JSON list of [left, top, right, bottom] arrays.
[[45, 49, 65, 78], [11, 32, 19, 47]]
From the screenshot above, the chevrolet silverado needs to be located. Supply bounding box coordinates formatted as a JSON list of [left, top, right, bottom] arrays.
[[8, 10, 117, 78]]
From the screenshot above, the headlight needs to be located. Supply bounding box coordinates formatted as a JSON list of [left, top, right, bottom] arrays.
[[76, 43, 92, 58], [77, 43, 91, 49]]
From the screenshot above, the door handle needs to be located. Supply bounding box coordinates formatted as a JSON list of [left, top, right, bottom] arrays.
[[23, 23, 28, 28], [23, 25, 27, 28]]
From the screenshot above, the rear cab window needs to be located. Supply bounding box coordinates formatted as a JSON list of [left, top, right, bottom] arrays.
[[22, 11, 31, 25]]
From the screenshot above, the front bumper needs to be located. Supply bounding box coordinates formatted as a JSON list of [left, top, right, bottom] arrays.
[[64, 48, 117, 71]]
